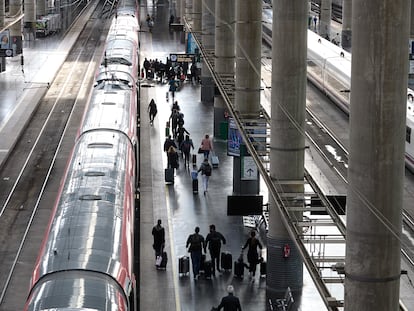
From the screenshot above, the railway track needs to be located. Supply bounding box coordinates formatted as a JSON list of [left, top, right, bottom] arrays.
[[0, 3, 110, 309], [261, 13, 414, 310]]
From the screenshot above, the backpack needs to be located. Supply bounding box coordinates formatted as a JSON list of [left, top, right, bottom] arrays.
[[181, 140, 191, 153], [204, 163, 212, 176], [189, 234, 202, 251]]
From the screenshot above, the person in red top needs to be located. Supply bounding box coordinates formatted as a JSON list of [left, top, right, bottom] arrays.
[[200, 134, 213, 159]]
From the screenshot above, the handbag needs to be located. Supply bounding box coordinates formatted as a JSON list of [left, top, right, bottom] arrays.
[[156, 255, 162, 266], [197, 147, 203, 154]]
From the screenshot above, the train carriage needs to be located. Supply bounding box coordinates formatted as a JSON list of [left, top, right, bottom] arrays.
[[24, 0, 140, 309]]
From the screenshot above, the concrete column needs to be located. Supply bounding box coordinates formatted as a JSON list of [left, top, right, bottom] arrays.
[[176, 0, 181, 22], [213, 0, 235, 138], [37, 0, 47, 17], [200, 0, 215, 104], [344, 0, 409, 310], [9, 0, 22, 55], [1, 0, 5, 72], [192, 0, 201, 34], [24, 0, 36, 40], [233, 0, 261, 194], [319, 0, 332, 40], [409, 0, 414, 87], [341, 0, 352, 51], [268, 0, 306, 305], [0, 0, 5, 26], [180, 0, 185, 23]]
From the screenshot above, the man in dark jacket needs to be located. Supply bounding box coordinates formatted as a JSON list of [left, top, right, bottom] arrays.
[[185, 226, 205, 280], [152, 219, 165, 258], [216, 285, 242, 311], [204, 224, 226, 274]]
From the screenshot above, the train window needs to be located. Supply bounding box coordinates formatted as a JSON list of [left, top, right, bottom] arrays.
[[104, 192, 116, 203], [88, 143, 113, 148], [102, 102, 116, 105], [79, 194, 102, 200], [407, 126, 412, 143], [85, 171, 105, 177]]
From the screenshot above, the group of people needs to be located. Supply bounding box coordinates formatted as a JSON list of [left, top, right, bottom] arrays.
[[152, 221, 243, 310], [185, 226, 263, 281], [185, 225, 227, 280]]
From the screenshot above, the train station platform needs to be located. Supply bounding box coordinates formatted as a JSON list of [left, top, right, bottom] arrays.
[[1, 1, 413, 310], [137, 1, 327, 310]]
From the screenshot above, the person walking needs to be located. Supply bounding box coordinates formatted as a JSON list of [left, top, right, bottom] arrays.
[[242, 230, 263, 282], [176, 124, 190, 151], [200, 133, 213, 159], [152, 219, 165, 259], [214, 285, 242, 311], [148, 98, 157, 125], [185, 226, 205, 280], [204, 224, 226, 275], [167, 146, 179, 170], [180, 135, 194, 167], [198, 158, 212, 195], [143, 57, 150, 78], [169, 109, 180, 138], [168, 78, 178, 101]]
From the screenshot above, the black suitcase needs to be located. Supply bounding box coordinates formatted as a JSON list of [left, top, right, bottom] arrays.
[[192, 154, 197, 166], [192, 179, 198, 193], [260, 260, 266, 277], [200, 254, 206, 272], [157, 252, 168, 270], [179, 256, 190, 275], [204, 260, 212, 279], [234, 261, 244, 279], [221, 251, 232, 271], [165, 168, 174, 183]]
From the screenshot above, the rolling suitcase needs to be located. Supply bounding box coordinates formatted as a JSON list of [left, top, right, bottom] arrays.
[[260, 260, 266, 277], [192, 154, 197, 166], [157, 252, 168, 270], [192, 179, 198, 193], [211, 152, 219, 168], [179, 256, 190, 275], [200, 254, 206, 273], [165, 168, 174, 183], [204, 260, 212, 279], [234, 260, 244, 279], [220, 251, 232, 271]]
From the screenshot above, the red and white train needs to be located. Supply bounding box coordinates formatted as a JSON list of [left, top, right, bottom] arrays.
[[24, 0, 139, 309]]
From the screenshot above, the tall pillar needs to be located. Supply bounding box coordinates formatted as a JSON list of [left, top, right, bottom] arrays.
[[192, 0, 201, 34], [319, 0, 332, 40], [37, 0, 47, 17], [176, 0, 181, 22], [9, 0, 22, 55], [344, 0, 409, 310], [200, 0, 215, 103], [180, 0, 185, 23], [408, 0, 414, 87], [0, 0, 5, 26], [24, 0, 36, 40], [268, 0, 306, 305], [233, 0, 261, 194], [213, 0, 235, 138], [341, 0, 352, 51], [0, 0, 5, 73]]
